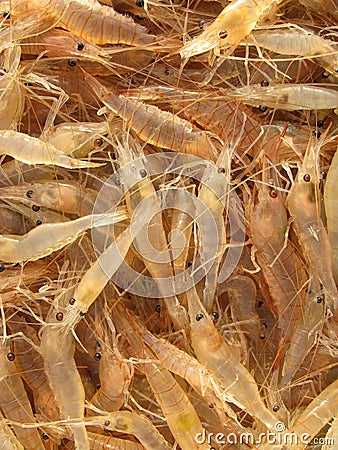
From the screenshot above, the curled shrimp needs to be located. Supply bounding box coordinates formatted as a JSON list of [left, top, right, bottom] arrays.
[[180, 0, 281, 58], [0, 131, 104, 169], [85, 73, 220, 161], [0, 211, 127, 263]]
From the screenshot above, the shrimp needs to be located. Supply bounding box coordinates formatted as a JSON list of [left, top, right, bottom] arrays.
[[0, 181, 97, 215], [228, 84, 338, 111], [222, 275, 264, 349], [248, 165, 307, 352], [85, 73, 220, 161], [20, 28, 110, 60], [42, 121, 109, 158], [0, 336, 45, 450], [0, 410, 24, 450], [0, 46, 25, 130], [0, 131, 104, 169], [0, 211, 127, 263], [280, 277, 325, 387], [88, 411, 171, 450], [13, 0, 158, 48], [9, 315, 60, 421], [324, 146, 338, 285], [287, 132, 338, 317], [116, 312, 210, 450], [186, 286, 279, 430], [89, 318, 133, 413], [87, 432, 144, 450], [39, 324, 89, 450], [180, 0, 281, 58], [250, 25, 338, 74]]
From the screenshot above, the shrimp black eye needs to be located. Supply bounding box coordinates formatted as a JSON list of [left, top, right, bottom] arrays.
[[3, 11, 10, 19], [260, 333, 265, 339], [7, 352, 15, 361], [155, 304, 161, 313], [273, 405, 280, 412], [322, 71, 330, 78], [69, 297, 76, 305], [164, 68, 170, 75], [316, 296, 323, 303], [0, 264, 5, 272], [257, 300, 264, 308], [269, 189, 277, 198], [94, 352, 101, 361], [317, 120, 324, 128], [77, 42, 84, 51], [42, 433, 49, 440], [68, 59, 77, 67], [259, 105, 267, 112], [218, 30, 228, 39], [104, 420, 111, 427], [196, 313, 204, 321], [36, 220, 42, 226], [32, 204, 40, 212], [261, 79, 269, 87], [312, 130, 321, 138], [321, 171, 327, 180], [187, 261, 193, 267], [139, 169, 147, 178], [136, 0, 144, 6], [56, 312, 64, 321], [114, 176, 121, 186], [212, 311, 219, 321], [199, 20, 206, 29], [218, 167, 225, 174], [26, 190, 33, 198], [303, 174, 311, 182], [79, 311, 86, 316]]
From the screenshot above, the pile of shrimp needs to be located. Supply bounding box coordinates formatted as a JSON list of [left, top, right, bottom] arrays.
[[1, 0, 338, 448]]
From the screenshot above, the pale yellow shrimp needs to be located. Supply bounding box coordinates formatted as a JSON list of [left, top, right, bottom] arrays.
[[180, 0, 281, 58], [287, 132, 338, 317], [41, 121, 109, 158], [0, 181, 97, 215], [89, 319, 132, 413], [0, 211, 127, 263], [85, 73, 220, 161], [228, 84, 338, 111], [0, 338, 45, 450], [0, 46, 25, 130], [250, 25, 338, 75], [280, 277, 325, 387], [20, 28, 110, 60], [0, 410, 24, 450], [13, 0, 157, 48], [248, 169, 307, 349], [186, 286, 279, 430], [39, 325, 89, 450], [88, 411, 172, 450], [324, 146, 338, 285], [0, 131, 104, 169]]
